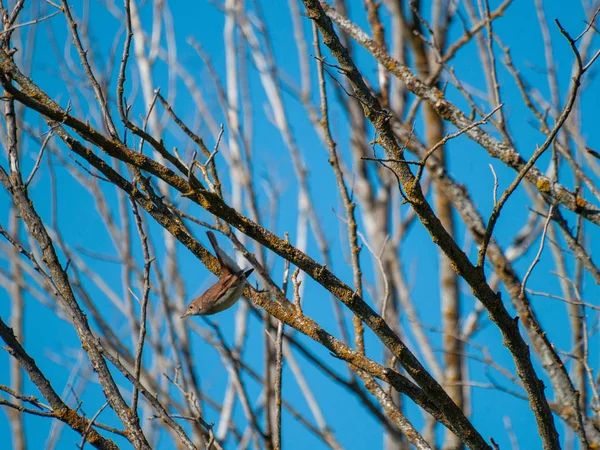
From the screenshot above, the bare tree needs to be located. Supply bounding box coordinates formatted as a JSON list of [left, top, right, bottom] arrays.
[[1, 0, 599, 449]]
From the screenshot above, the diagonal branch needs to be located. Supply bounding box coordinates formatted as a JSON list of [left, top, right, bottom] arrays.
[[300, 1, 561, 448], [321, 2, 600, 230], [0, 316, 119, 450]]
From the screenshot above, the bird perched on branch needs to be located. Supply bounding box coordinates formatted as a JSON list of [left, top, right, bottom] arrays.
[[181, 231, 254, 317]]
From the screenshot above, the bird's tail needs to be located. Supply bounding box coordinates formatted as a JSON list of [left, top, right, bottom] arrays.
[[206, 231, 242, 274]]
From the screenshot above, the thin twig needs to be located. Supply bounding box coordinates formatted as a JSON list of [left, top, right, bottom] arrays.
[[521, 205, 555, 297], [25, 130, 54, 187], [130, 199, 154, 412]]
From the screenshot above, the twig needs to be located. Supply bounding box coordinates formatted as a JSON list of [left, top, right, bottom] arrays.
[[130, 199, 154, 412], [189, 125, 224, 194], [520, 205, 555, 297], [291, 268, 302, 315], [25, 130, 54, 187], [79, 402, 109, 449], [415, 104, 504, 184], [489, 164, 498, 206], [477, 18, 588, 269], [139, 89, 160, 154], [313, 22, 365, 354], [60, 0, 118, 138], [273, 319, 284, 450], [0, 316, 120, 449], [0, 10, 61, 36]]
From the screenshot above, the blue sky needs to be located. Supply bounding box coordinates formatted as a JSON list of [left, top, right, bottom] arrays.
[[1, 0, 599, 449]]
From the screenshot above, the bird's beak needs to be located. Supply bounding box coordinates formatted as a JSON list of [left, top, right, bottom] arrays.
[[181, 311, 189, 319]]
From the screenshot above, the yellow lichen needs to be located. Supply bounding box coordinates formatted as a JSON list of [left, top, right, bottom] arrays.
[[536, 178, 551, 193], [576, 196, 588, 209]]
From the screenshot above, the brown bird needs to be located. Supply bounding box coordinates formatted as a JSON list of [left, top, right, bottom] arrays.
[[181, 231, 254, 318]]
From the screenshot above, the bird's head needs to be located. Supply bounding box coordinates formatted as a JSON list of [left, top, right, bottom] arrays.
[[181, 300, 202, 318]]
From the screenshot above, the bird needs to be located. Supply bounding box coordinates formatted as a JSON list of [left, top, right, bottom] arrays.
[[181, 231, 254, 318]]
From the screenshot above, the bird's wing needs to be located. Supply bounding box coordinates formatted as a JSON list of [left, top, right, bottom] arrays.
[[200, 272, 241, 304]]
